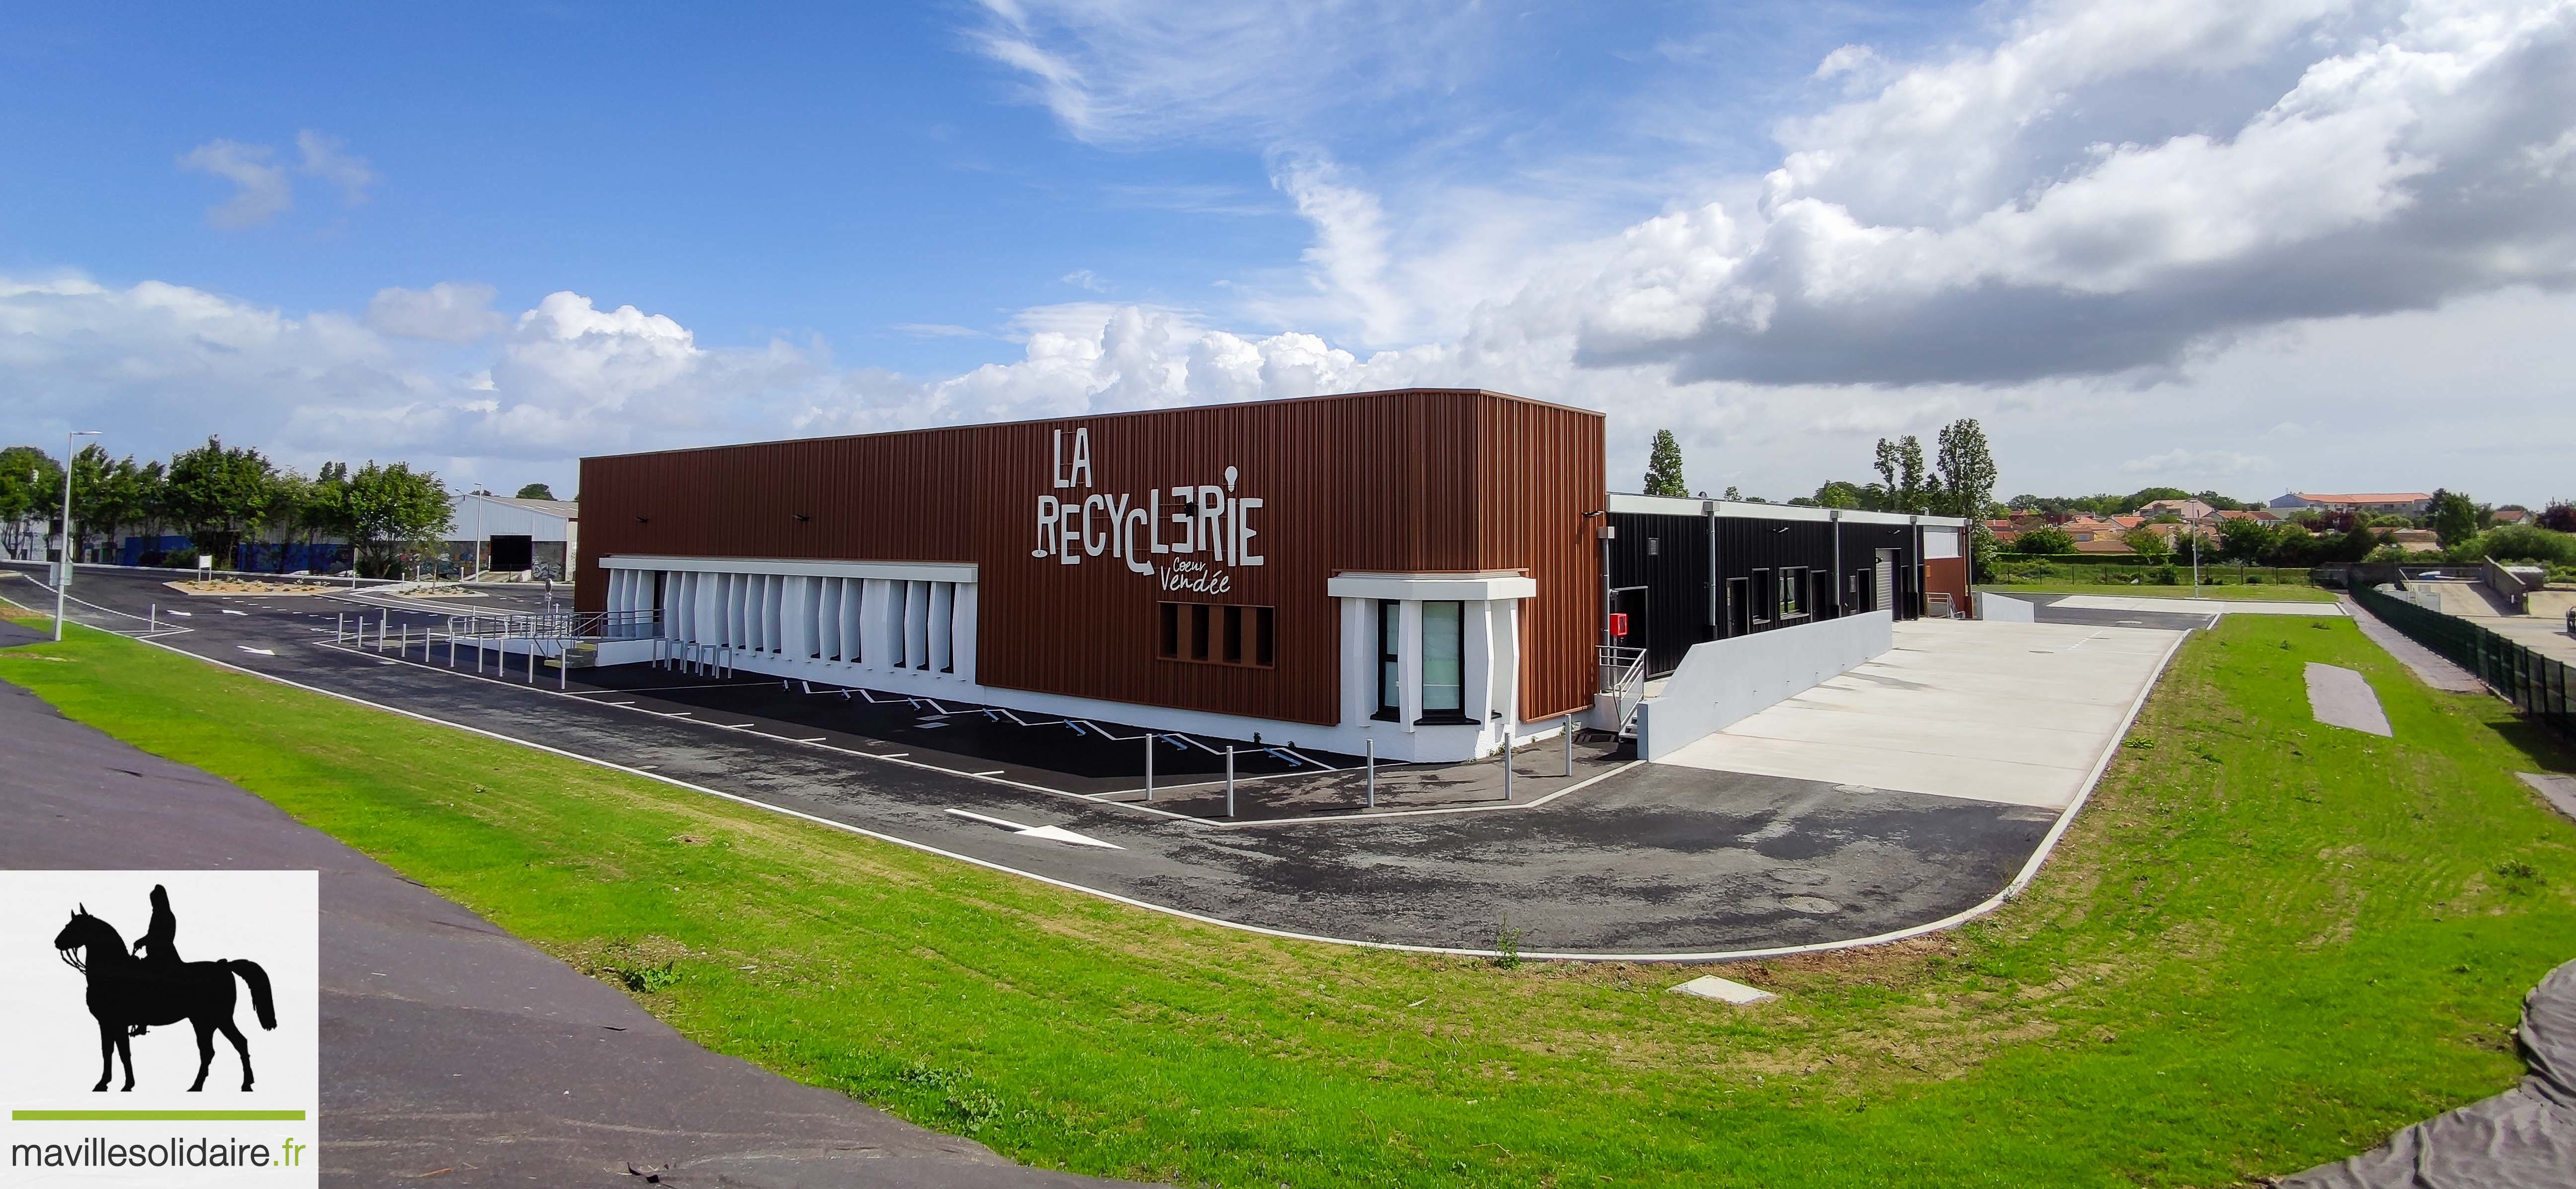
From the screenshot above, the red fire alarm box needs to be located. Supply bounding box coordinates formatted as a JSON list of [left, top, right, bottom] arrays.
[[1609, 612, 1630, 638]]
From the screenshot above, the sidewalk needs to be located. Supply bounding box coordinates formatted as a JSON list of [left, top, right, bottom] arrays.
[[2337, 594, 2484, 694]]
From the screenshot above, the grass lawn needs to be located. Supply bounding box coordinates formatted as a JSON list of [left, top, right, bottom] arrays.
[[1980, 581, 2341, 602], [4, 611, 2573, 1187]]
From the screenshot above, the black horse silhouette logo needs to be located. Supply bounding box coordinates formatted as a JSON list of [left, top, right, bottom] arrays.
[[50, 884, 278, 1093]]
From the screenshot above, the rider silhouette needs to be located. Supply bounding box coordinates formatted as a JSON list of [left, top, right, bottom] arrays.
[[132, 884, 182, 965]]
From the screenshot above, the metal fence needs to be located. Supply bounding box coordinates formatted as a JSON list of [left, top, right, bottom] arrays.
[[446, 607, 660, 641], [2352, 584, 2573, 741]]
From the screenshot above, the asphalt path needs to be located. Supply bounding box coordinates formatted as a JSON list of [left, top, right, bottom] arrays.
[[0, 668, 1130, 1188], [3, 563, 2060, 959]]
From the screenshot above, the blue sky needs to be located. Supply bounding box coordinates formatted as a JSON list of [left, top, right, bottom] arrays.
[[4, 1, 2573, 504]]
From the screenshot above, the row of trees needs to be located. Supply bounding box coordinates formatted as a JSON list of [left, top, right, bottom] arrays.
[[1641, 421, 2002, 521], [0, 438, 466, 579], [2008, 509, 2576, 570], [2004, 487, 2260, 516]]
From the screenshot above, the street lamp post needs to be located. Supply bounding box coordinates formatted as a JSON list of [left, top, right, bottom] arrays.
[[55, 429, 101, 641]]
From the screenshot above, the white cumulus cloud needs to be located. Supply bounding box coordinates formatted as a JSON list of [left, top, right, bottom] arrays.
[[367, 282, 504, 343]]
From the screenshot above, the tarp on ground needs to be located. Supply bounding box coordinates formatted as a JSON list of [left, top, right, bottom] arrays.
[[2281, 957, 2576, 1187]]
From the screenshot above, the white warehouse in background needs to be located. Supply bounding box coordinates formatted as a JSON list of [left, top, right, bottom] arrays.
[[444, 494, 579, 578]]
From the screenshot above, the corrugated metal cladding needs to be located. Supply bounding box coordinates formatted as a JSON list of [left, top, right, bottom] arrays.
[[1605, 511, 1712, 677], [576, 389, 1605, 726], [1607, 510, 1930, 677]]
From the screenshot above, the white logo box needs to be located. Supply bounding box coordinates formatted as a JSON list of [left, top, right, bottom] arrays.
[[1, 870, 318, 1186]]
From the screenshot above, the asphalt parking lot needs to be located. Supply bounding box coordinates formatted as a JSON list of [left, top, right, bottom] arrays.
[[3, 562, 2149, 958]]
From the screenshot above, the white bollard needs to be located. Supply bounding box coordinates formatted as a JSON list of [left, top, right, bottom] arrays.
[[1225, 746, 1236, 818], [1144, 734, 1155, 802], [1366, 739, 1376, 809], [1502, 730, 1515, 802], [149, 603, 156, 633], [1565, 712, 1576, 776], [336, 612, 344, 643]]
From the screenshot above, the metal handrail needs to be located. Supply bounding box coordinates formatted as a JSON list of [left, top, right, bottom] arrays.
[[447, 608, 660, 641], [1597, 644, 1649, 736]]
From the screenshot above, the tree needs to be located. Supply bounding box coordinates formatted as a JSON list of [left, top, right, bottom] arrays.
[[1932, 419, 1996, 519], [1642, 430, 1688, 498], [2472, 524, 2576, 566], [1813, 480, 1863, 509], [2426, 489, 2480, 547], [515, 482, 557, 501], [2122, 526, 2172, 558], [342, 461, 454, 579], [162, 436, 280, 569], [2012, 525, 2075, 555], [1873, 436, 1928, 512], [0, 445, 65, 560], [68, 445, 162, 563], [2216, 516, 2277, 566], [2121, 486, 2192, 512], [2542, 502, 2576, 533]]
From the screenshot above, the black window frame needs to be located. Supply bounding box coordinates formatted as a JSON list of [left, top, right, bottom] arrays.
[[1374, 600, 1401, 721], [1415, 599, 1472, 726], [1159, 601, 1275, 670]]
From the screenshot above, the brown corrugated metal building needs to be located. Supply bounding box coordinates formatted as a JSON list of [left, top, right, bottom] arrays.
[[578, 389, 1603, 762]]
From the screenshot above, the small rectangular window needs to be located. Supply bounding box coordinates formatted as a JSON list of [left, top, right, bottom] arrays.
[[1377, 600, 1401, 720], [1421, 600, 1465, 719], [1158, 601, 1277, 670], [1751, 570, 1772, 623], [1780, 567, 1804, 617]]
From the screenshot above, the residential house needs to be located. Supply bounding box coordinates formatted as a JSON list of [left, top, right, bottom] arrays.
[[2138, 497, 2214, 520], [2267, 491, 2432, 516], [2385, 528, 2443, 555]]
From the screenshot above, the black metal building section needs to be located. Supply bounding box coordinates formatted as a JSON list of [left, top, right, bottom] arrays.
[[1606, 510, 1713, 677], [1608, 505, 1924, 678]]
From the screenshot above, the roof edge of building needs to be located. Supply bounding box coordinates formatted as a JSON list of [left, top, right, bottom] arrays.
[[577, 387, 1600, 464]]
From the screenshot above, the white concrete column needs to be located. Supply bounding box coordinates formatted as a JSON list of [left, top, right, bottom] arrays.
[[949, 583, 977, 683], [809, 577, 827, 657], [695, 571, 721, 645], [1340, 597, 1373, 726], [1399, 599, 1423, 732], [714, 573, 735, 647], [763, 575, 786, 653], [780, 576, 811, 659], [928, 582, 954, 673], [861, 578, 896, 669], [905, 580, 931, 671], [817, 578, 841, 660], [1493, 599, 1523, 730], [1464, 600, 1494, 736], [840, 578, 864, 663]]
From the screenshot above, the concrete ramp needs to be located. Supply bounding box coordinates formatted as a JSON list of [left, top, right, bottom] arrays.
[[1657, 620, 2183, 810]]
